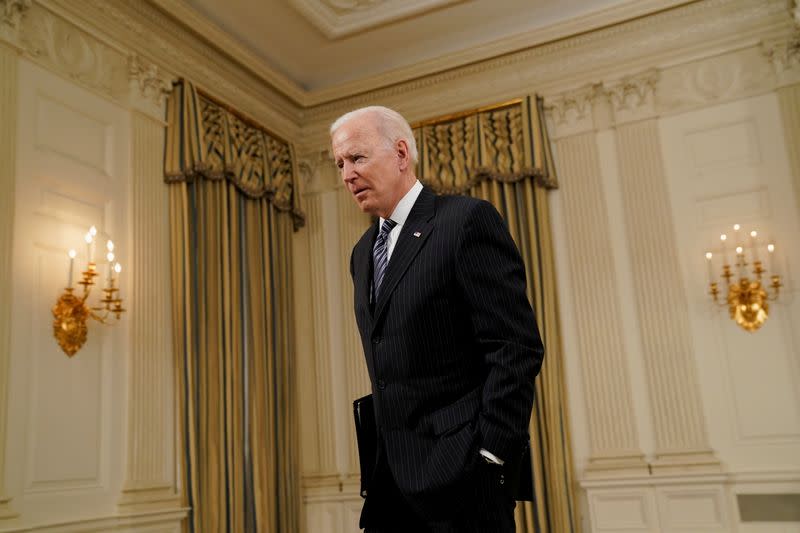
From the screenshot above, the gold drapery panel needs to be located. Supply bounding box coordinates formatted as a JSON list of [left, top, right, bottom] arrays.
[[415, 96, 578, 533], [165, 79, 305, 229], [166, 81, 300, 532], [413, 97, 558, 194]]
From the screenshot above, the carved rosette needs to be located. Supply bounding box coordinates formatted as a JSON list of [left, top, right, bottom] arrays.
[[0, 0, 31, 46]]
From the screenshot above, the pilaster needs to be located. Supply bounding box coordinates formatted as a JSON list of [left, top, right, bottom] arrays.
[[609, 72, 719, 471], [335, 188, 370, 478], [0, 0, 28, 519], [777, 82, 800, 216], [546, 88, 648, 477], [765, 15, 800, 213], [302, 157, 341, 484], [119, 55, 180, 511]]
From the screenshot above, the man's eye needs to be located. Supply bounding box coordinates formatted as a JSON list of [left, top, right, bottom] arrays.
[[336, 161, 344, 169]]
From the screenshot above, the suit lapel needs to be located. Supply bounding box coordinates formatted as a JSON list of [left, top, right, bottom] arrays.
[[354, 223, 378, 313], [373, 187, 435, 325]]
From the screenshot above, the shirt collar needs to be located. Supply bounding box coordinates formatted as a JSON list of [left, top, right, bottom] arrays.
[[380, 179, 423, 227]]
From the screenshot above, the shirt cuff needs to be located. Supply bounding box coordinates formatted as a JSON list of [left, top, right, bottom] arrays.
[[479, 448, 505, 465]]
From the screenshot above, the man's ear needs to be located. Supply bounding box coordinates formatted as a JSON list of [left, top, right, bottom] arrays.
[[396, 139, 410, 171]]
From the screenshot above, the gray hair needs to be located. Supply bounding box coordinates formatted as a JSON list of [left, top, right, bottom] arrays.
[[330, 106, 418, 164]]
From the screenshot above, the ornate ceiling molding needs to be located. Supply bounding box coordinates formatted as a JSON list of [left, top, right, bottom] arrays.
[[544, 42, 785, 140], [607, 69, 659, 124], [127, 53, 175, 120], [298, 0, 792, 150], [545, 84, 606, 139], [43, 0, 303, 142], [0, 0, 31, 46], [762, 31, 800, 86], [19, 2, 125, 97], [288, 0, 461, 39], [9, 0, 794, 153]]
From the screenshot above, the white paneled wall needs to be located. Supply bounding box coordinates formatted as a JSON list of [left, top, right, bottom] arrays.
[[8, 59, 130, 521], [547, 47, 800, 533], [1, 3, 184, 528], [660, 94, 800, 471]]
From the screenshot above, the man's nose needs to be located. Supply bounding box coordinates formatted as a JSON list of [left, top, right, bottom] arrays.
[[341, 162, 356, 182]]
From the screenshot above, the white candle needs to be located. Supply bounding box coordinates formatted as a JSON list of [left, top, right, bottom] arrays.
[[705, 252, 713, 284], [67, 249, 76, 288], [85, 232, 92, 263], [749, 230, 759, 263], [106, 251, 115, 287], [767, 243, 775, 273], [114, 263, 122, 292], [88, 226, 97, 263], [733, 223, 741, 249], [720, 234, 728, 266], [736, 246, 745, 278]]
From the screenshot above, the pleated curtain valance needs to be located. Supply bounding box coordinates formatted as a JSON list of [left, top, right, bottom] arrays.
[[164, 79, 305, 229], [412, 96, 559, 194]]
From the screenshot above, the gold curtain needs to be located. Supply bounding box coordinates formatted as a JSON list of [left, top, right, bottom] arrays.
[[165, 80, 302, 532], [413, 97, 578, 533]]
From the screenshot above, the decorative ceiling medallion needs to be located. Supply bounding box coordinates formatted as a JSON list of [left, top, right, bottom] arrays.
[[288, 0, 463, 39]]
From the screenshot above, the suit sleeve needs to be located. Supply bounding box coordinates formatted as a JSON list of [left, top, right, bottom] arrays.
[[454, 200, 544, 463]]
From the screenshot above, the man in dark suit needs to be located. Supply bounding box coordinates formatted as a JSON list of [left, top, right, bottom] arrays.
[[331, 106, 544, 532]]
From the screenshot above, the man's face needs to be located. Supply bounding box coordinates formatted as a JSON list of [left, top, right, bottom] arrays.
[[332, 115, 408, 219]]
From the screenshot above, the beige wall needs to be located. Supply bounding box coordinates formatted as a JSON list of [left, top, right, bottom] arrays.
[[0, 0, 798, 532]]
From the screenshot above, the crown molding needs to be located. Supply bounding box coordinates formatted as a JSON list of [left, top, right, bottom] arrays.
[[10, 0, 795, 152], [0, 0, 30, 48], [304, 0, 696, 104], [147, 0, 306, 102], [41, 0, 304, 142], [148, 0, 696, 106], [297, 0, 793, 151], [287, 0, 462, 40]]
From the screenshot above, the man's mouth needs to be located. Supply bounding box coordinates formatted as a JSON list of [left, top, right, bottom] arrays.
[[353, 187, 368, 198]]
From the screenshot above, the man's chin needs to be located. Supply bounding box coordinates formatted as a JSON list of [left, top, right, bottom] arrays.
[[355, 198, 378, 216]]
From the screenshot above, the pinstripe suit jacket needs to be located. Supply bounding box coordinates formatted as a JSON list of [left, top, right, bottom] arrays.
[[350, 186, 544, 518]]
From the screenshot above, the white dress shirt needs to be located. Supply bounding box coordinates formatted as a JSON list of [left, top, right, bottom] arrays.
[[380, 179, 423, 261]]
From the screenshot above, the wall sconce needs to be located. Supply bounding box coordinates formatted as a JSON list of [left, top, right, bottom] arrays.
[[706, 223, 782, 332], [52, 225, 126, 357]]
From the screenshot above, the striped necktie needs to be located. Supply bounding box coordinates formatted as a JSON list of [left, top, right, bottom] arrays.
[[373, 218, 397, 299]]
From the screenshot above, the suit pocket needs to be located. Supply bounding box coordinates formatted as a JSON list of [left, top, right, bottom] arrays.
[[429, 387, 481, 436]]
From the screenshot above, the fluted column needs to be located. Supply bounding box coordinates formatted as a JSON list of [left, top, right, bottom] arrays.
[[609, 73, 719, 472], [547, 87, 647, 476], [0, 1, 29, 519], [778, 83, 800, 214], [766, 28, 800, 214], [118, 56, 180, 510], [335, 188, 370, 478], [305, 190, 338, 480]]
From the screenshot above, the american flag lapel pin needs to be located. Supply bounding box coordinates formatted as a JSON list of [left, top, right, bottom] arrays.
[[413, 231, 421, 238]]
